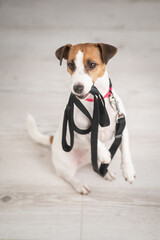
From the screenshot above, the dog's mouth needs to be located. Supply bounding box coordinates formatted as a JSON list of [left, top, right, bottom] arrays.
[[76, 93, 89, 99]]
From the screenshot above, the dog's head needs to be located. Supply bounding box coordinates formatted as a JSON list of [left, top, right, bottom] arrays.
[[55, 43, 117, 99]]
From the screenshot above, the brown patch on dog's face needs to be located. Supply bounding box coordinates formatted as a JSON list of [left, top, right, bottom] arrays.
[[56, 43, 117, 84], [67, 44, 84, 75], [83, 44, 106, 83], [67, 43, 106, 83]]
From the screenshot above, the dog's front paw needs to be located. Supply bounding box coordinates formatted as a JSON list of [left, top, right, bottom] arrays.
[[122, 162, 136, 184], [104, 170, 116, 181], [98, 143, 111, 164]]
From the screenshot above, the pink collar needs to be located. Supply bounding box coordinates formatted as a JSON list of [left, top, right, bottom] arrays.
[[85, 85, 112, 102]]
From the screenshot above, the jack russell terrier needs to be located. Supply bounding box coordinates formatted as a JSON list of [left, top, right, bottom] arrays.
[[27, 43, 136, 195]]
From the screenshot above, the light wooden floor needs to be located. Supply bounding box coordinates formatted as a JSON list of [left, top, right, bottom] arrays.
[[0, 0, 160, 239]]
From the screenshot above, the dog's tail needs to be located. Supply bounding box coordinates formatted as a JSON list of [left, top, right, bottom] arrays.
[[27, 114, 54, 146]]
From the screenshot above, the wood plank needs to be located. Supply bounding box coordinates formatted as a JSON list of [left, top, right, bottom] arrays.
[[0, 186, 82, 240]]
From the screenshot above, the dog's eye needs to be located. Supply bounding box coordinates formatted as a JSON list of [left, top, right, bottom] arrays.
[[87, 61, 97, 70], [68, 60, 75, 71]]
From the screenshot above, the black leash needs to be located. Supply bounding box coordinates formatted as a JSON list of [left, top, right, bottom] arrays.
[[62, 80, 126, 177]]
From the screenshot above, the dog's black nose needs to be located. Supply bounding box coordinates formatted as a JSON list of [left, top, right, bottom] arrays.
[[73, 84, 84, 94]]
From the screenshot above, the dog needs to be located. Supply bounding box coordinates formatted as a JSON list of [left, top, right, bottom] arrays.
[[27, 43, 136, 195]]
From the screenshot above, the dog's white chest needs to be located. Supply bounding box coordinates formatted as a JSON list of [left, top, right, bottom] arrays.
[[73, 101, 93, 130], [73, 98, 117, 146]]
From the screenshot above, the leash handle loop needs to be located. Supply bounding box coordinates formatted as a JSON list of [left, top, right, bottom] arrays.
[[62, 95, 74, 152], [62, 94, 92, 151]]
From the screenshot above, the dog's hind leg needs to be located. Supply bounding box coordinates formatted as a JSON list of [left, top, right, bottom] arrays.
[[52, 136, 90, 195], [57, 169, 90, 195], [54, 158, 90, 195]]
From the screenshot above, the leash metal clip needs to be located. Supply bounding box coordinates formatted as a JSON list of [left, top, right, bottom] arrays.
[[116, 112, 125, 122], [109, 94, 124, 123], [109, 94, 121, 113]]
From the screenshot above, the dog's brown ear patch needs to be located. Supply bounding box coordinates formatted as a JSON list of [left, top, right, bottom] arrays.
[[96, 43, 118, 64], [55, 44, 72, 65]]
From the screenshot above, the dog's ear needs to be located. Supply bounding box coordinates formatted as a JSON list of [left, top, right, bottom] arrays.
[[96, 43, 118, 64], [55, 44, 72, 65]]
